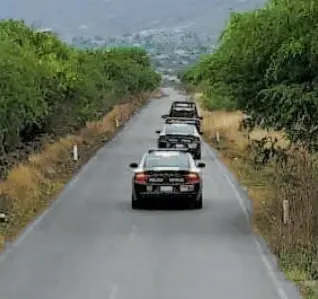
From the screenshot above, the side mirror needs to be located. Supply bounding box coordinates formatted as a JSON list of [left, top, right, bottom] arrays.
[[129, 162, 138, 169], [155, 130, 161, 134], [199, 131, 203, 135], [199, 116, 203, 120], [161, 114, 168, 119], [197, 162, 206, 168]]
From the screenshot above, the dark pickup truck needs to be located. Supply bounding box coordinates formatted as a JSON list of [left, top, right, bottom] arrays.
[[161, 100, 203, 132]]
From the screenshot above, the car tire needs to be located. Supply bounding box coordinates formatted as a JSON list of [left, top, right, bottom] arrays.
[[131, 194, 141, 210], [194, 195, 203, 209], [195, 151, 201, 160]]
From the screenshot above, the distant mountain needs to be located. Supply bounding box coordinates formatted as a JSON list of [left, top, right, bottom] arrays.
[[71, 27, 216, 79]]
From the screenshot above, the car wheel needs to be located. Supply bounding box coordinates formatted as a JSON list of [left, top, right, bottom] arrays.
[[194, 195, 203, 209], [195, 151, 201, 160], [131, 193, 141, 210], [158, 142, 166, 148]]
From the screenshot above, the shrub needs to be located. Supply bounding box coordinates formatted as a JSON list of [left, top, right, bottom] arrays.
[[183, 0, 318, 292], [182, 0, 318, 149], [0, 19, 161, 178]]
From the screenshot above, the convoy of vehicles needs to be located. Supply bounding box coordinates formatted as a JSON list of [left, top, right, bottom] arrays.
[[129, 100, 205, 210]]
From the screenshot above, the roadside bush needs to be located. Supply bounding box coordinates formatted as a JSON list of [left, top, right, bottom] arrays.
[[243, 137, 318, 283], [201, 107, 318, 291], [181, 0, 318, 245], [182, 0, 318, 149], [182, 0, 318, 293], [0, 19, 161, 178]]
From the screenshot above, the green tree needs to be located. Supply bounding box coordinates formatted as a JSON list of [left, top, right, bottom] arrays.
[[182, 0, 318, 148], [0, 20, 161, 177]]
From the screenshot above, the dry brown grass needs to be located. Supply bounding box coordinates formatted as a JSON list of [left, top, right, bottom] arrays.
[[201, 108, 276, 212], [192, 92, 287, 229], [0, 91, 158, 247], [202, 109, 288, 150]]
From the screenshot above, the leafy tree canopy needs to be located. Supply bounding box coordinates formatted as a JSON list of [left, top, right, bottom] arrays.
[[0, 19, 161, 155], [182, 0, 318, 148]]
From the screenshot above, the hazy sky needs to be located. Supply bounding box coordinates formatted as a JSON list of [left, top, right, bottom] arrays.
[[0, 0, 265, 37]]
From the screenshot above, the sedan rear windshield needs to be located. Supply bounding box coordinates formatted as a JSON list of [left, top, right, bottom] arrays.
[[172, 106, 195, 112], [173, 103, 195, 108], [166, 125, 194, 135], [170, 108, 196, 117], [144, 153, 190, 168]]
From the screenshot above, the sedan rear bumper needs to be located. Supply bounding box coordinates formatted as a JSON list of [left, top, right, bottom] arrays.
[[134, 184, 202, 201], [157, 143, 201, 154]]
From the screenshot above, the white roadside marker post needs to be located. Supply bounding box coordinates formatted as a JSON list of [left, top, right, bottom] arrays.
[[283, 199, 289, 224], [73, 144, 78, 162], [0, 213, 6, 223], [216, 131, 220, 144]]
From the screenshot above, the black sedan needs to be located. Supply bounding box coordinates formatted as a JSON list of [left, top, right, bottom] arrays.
[[129, 148, 205, 209], [156, 123, 202, 159]]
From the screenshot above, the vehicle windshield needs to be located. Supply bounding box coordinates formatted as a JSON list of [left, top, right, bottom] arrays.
[[173, 103, 195, 109], [171, 109, 196, 116], [170, 104, 196, 117], [144, 152, 190, 168], [166, 124, 195, 135]]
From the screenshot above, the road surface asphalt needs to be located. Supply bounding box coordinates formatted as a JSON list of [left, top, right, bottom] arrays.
[[0, 88, 302, 299]]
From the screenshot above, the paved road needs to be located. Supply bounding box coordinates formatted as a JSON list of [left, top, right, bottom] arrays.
[[0, 88, 302, 299]]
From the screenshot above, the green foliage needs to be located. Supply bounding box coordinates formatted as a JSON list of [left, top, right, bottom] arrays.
[[0, 19, 160, 160], [181, 0, 318, 148]]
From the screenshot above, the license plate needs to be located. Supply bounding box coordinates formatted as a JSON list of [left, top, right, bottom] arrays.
[[175, 144, 185, 148], [160, 186, 173, 192], [180, 185, 194, 192], [169, 177, 184, 183], [149, 177, 164, 183]]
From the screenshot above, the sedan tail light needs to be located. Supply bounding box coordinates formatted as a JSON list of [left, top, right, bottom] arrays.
[[134, 172, 148, 184], [186, 173, 200, 184]]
